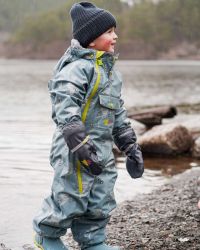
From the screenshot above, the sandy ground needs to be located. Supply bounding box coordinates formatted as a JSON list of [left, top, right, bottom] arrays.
[[1, 167, 199, 250]]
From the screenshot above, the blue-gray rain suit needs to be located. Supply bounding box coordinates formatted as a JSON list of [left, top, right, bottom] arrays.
[[33, 42, 130, 249]]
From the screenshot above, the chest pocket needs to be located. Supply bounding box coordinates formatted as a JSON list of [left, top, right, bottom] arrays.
[[99, 94, 120, 110], [92, 94, 120, 130]]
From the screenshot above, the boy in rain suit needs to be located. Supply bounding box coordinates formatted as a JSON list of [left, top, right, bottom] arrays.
[[33, 2, 144, 250]]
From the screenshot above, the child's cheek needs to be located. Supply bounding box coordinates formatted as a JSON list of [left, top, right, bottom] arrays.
[[105, 40, 112, 46], [103, 40, 112, 49]]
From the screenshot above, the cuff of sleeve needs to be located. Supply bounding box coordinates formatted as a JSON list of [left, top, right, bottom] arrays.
[[71, 135, 90, 153]]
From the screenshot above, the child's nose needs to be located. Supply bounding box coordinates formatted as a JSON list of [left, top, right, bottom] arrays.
[[113, 32, 118, 40]]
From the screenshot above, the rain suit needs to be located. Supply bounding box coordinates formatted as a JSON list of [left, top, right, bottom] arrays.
[[33, 40, 131, 249]]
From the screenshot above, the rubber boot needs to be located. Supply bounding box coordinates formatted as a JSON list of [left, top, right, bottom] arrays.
[[34, 233, 68, 250], [83, 243, 121, 250]]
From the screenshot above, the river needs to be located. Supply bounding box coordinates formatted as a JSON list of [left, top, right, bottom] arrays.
[[0, 59, 200, 249]]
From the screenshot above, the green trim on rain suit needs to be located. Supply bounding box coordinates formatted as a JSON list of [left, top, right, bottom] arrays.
[[33, 42, 131, 249]]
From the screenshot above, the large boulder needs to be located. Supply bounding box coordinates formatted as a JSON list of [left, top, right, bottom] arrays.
[[164, 116, 200, 140], [181, 117, 200, 140], [192, 137, 200, 159], [138, 123, 193, 155]]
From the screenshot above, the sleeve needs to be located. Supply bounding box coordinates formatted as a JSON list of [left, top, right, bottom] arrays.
[[112, 97, 131, 135], [48, 60, 93, 128], [112, 96, 137, 153]]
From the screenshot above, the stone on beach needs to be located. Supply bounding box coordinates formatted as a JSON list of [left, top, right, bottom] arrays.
[[138, 123, 193, 155], [198, 200, 200, 209], [180, 117, 200, 140], [192, 137, 200, 159]]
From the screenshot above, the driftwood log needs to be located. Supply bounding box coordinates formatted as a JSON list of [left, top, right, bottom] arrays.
[[128, 105, 177, 127]]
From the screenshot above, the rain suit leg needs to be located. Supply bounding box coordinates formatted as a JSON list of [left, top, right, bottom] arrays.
[[33, 149, 117, 248], [71, 161, 117, 249]]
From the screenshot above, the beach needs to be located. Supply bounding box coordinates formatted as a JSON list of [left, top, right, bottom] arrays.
[[64, 167, 200, 250]]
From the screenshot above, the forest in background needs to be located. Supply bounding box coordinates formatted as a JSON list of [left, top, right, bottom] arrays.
[[0, 0, 68, 31], [1, 0, 200, 59]]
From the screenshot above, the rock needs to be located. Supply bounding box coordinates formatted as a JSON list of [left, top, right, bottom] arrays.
[[198, 200, 200, 209], [138, 123, 193, 155], [181, 117, 200, 140], [164, 116, 200, 140], [192, 137, 200, 158], [178, 237, 190, 242]]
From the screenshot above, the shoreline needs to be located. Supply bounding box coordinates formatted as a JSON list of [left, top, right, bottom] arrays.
[[63, 167, 200, 250], [1, 40, 200, 61], [1, 167, 198, 249]]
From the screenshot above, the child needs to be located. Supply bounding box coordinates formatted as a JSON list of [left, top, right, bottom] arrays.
[[33, 2, 144, 250]]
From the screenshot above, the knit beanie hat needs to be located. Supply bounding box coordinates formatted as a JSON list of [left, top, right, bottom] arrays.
[[70, 2, 116, 48]]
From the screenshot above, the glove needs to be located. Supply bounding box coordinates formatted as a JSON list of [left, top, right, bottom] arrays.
[[113, 127, 144, 178], [62, 121, 102, 175], [126, 143, 144, 178]]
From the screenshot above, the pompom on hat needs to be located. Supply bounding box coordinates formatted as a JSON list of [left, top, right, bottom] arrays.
[[70, 2, 116, 48]]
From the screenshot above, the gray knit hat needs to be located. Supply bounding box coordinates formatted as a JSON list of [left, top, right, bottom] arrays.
[[70, 2, 116, 48]]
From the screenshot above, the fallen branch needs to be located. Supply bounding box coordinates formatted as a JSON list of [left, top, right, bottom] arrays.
[[128, 105, 177, 127]]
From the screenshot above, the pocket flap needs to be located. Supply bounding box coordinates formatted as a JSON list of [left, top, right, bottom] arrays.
[[99, 94, 120, 110]]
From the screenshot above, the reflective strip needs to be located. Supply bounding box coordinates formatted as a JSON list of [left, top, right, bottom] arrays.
[[77, 51, 104, 194], [71, 135, 90, 153], [77, 161, 83, 194]]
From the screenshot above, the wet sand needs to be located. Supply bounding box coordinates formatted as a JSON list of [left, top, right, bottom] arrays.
[[1, 167, 199, 250]]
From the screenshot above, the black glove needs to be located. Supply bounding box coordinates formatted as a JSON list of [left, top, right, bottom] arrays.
[[113, 127, 144, 178], [126, 143, 144, 178], [62, 121, 102, 175]]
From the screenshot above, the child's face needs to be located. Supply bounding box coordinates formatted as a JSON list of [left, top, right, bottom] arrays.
[[88, 27, 118, 53]]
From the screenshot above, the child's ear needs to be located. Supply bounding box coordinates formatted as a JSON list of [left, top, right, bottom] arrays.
[[88, 42, 95, 47]]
